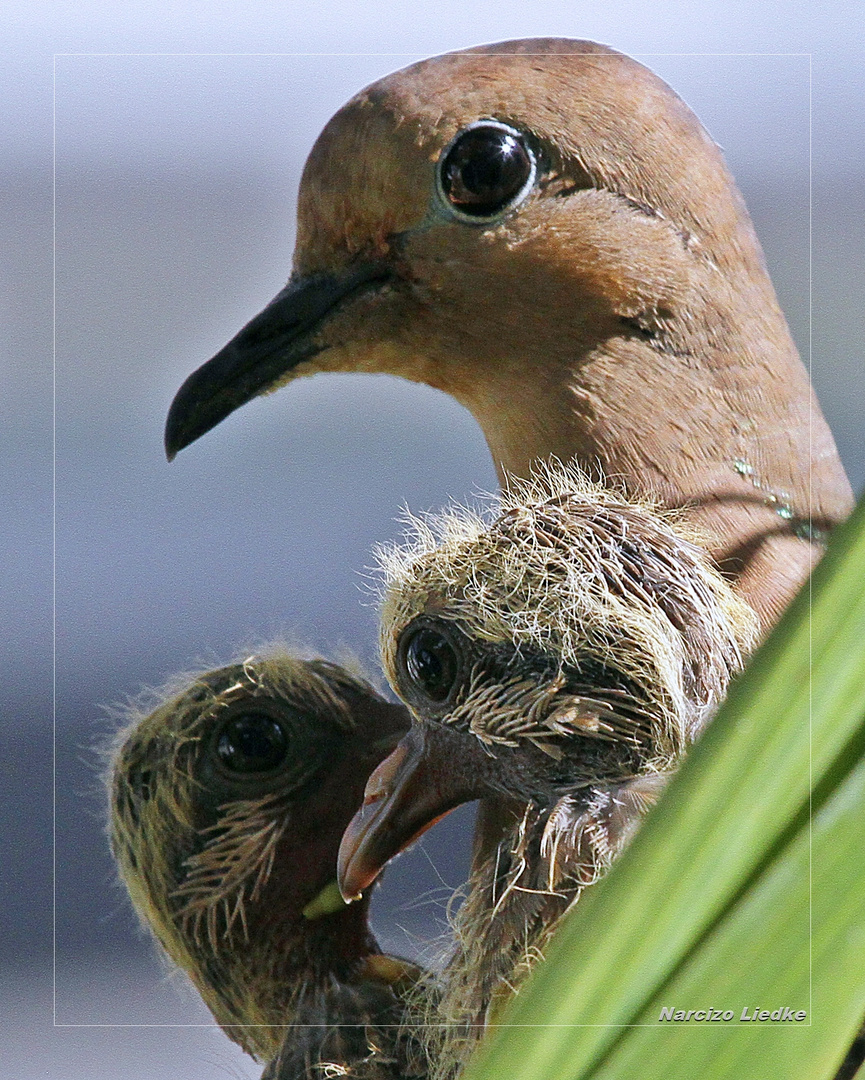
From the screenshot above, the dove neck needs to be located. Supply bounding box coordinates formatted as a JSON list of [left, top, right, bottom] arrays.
[[462, 337, 851, 628]]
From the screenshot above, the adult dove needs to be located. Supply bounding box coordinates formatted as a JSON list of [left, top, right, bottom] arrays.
[[165, 38, 852, 628]]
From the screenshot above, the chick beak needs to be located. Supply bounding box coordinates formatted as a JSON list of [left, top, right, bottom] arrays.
[[337, 723, 493, 903], [164, 259, 392, 460]]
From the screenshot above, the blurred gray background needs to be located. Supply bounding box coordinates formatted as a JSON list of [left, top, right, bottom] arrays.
[[5, 1, 863, 1076]]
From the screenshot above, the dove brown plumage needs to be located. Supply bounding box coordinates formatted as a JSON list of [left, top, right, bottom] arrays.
[[337, 468, 759, 1077], [164, 38, 852, 630], [107, 648, 425, 1078]]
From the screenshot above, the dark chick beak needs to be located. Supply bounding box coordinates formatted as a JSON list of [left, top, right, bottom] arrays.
[[164, 259, 392, 460], [337, 724, 495, 903]]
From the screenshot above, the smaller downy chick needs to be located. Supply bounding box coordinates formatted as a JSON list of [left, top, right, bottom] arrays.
[[108, 648, 425, 1079], [338, 469, 758, 1077]]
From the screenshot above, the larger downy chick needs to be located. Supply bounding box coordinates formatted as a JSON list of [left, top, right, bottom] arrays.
[[107, 648, 426, 1079], [338, 469, 759, 1077]]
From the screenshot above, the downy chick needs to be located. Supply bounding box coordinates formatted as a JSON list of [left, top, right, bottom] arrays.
[[338, 469, 758, 1076], [108, 648, 424, 1078]]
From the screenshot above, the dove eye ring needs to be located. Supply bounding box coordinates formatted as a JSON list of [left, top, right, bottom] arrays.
[[211, 707, 291, 776], [397, 619, 466, 709], [437, 120, 537, 223]]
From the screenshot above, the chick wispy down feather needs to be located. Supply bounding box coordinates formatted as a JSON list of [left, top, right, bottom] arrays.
[[371, 465, 759, 1078], [107, 647, 423, 1076], [378, 463, 757, 766]]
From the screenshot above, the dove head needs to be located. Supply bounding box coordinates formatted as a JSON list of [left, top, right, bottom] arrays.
[[108, 650, 409, 1061], [291, 42, 752, 470], [170, 40, 773, 464], [294, 39, 742, 375], [337, 467, 758, 903]]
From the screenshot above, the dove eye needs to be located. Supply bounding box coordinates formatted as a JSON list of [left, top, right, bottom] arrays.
[[213, 710, 290, 774], [397, 620, 465, 708], [437, 120, 536, 222]]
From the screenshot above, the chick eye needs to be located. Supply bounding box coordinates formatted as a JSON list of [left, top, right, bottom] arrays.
[[215, 712, 289, 774], [401, 625, 461, 703], [438, 121, 536, 221]]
